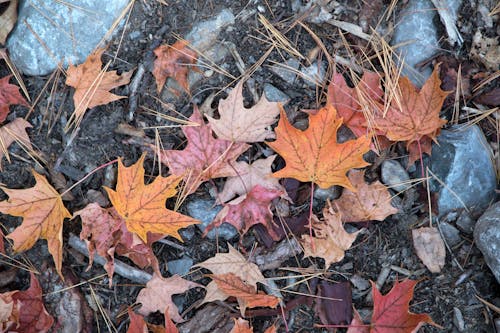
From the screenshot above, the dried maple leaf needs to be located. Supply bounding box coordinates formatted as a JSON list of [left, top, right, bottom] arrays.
[[0, 117, 33, 170], [0, 272, 54, 333], [136, 274, 201, 322], [75, 203, 160, 285], [0, 0, 19, 45], [0, 75, 29, 123], [206, 80, 280, 142], [347, 280, 437, 332], [104, 154, 199, 243], [217, 155, 286, 204], [210, 273, 280, 316], [301, 203, 362, 267], [0, 171, 71, 278], [157, 107, 249, 194], [153, 40, 198, 94], [412, 227, 445, 273], [266, 105, 370, 191], [127, 308, 147, 333], [230, 318, 253, 333], [207, 185, 283, 240], [315, 281, 352, 327], [333, 170, 398, 222]]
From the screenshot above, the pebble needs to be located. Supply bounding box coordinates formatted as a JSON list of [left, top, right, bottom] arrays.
[[455, 211, 475, 234], [263, 83, 290, 103], [7, 0, 131, 75], [453, 307, 465, 332], [430, 125, 497, 217], [439, 221, 461, 247], [474, 202, 500, 283], [300, 61, 326, 87], [270, 58, 300, 83], [314, 185, 341, 201], [168, 256, 194, 276], [390, 0, 438, 86], [381, 160, 411, 193], [186, 198, 238, 241]]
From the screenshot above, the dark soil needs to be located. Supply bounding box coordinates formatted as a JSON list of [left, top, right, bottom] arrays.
[[0, 0, 499, 332]]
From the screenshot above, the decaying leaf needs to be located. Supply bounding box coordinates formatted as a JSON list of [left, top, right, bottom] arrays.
[[301, 203, 362, 267], [217, 155, 286, 204], [0, 272, 54, 333], [75, 203, 160, 285], [206, 80, 280, 142], [267, 105, 370, 190], [127, 308, 148, 333], [347, 280, 437, 332], [0, 117, 33, 170], [0, 75, 29, 123], [412, 227, 446, 273], [158, 107, 249, 194], [333, 170, 398, 222], [0, 229, 4, 253], [136, 274, 202, 322], [210, 273, 280, 316], [315, 281, 352, 327], [207, 185, 283, 240], [153, 40, 198, 94], [0, 171, 71, 278], [0, 0, 18, 45], [104, 154, 199, 243], [230, 318, 253, 333]]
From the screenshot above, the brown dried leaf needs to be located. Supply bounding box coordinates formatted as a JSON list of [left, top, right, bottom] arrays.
[[412, 227, 445, 273], [0, 117, 32, 170]]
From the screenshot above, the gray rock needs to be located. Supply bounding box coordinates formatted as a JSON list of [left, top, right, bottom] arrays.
[[270, 58, 300, 83], [381, 160, 411, 193], [168, 256, 194, 276], [186, 198, 237, 241], [7, 0, 131, 76], [455, 211, 475, 234], [474, 202, 500, 283], [453, 307, 465, 332], [314, 185, 341, 201], [439, 222, 461, 247], [430, 125, 497, 217], [391, 0, 439, 86], [300, 61, 326, 87], [263, 83, 290, 103]]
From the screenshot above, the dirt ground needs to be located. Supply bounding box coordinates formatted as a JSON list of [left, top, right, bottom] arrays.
[[0, 0, 499, 332]]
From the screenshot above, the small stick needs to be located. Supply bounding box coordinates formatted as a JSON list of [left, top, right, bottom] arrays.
[[68, 234, 152, 284], [128, 64, 146, 121]]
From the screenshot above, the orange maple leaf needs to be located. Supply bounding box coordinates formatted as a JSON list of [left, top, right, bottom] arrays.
[[347, 280, 438, 332], [0, 171, 71, 278], [153, 40, 198, 94], [0, 118, 33, 170], [104, 154, 199, 243], [230, 318, 253, 333], [210, 273, 280, 316], [333, 170, 398, 222], [266, 104, 370, 190], [0, 75, 29, 124]]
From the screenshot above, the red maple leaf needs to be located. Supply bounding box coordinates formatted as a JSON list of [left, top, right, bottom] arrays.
[[0, 75, 29, 124]]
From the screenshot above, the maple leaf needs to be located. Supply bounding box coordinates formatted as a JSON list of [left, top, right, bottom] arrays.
[[266, 105, 370, 191], [157, 107, 249, 194], [0, 171, 71, 278], [207, 185, 283, 241], [217, 155, 286, 204], [0, 117, 33, 170], [333, 170, 398, 222], [66, 48, 133, 110], [348, 280, 437, 332], [153, 40, 198, 94], [75, 203, 160, 285], [0, 75, 29, 123], [0, 272, 54, 333], [210, 273, 280, 316], [230, 318, 253, 333], [136, 274, 202, 322], [127, 308, 147, 333], [373, 65, 449, 145], [301, 203, 362, 267], [206, 80, 280, 142], [104, 154, 199, 243]]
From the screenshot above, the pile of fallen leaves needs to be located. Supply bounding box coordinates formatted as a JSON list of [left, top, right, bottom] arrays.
[[0, 37, 452, 332]]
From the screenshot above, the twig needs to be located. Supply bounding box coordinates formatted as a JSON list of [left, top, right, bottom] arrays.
[[68, 234, 152, 284], [128, 64, 145, 121]]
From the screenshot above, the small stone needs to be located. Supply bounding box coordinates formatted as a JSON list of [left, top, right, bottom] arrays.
[[300, 61, 326, 87], [439, 222, 461, 247], [263, 83, 290, 103], [179, 226, 196, 241], [453, 307, 465, 332], [474, 202, 500, 283], [455, 211, 475, 234], [7, 0, 131, 76], [185, 9, 235, 51], [186, 198, 238, 241], [168, 256, 194, 276], [381, 160, 411, 193], [270, 58, 300, 83], [350, 274, 370, 291], [314, 185, 341, 201], [430, 125, 497, 217]]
